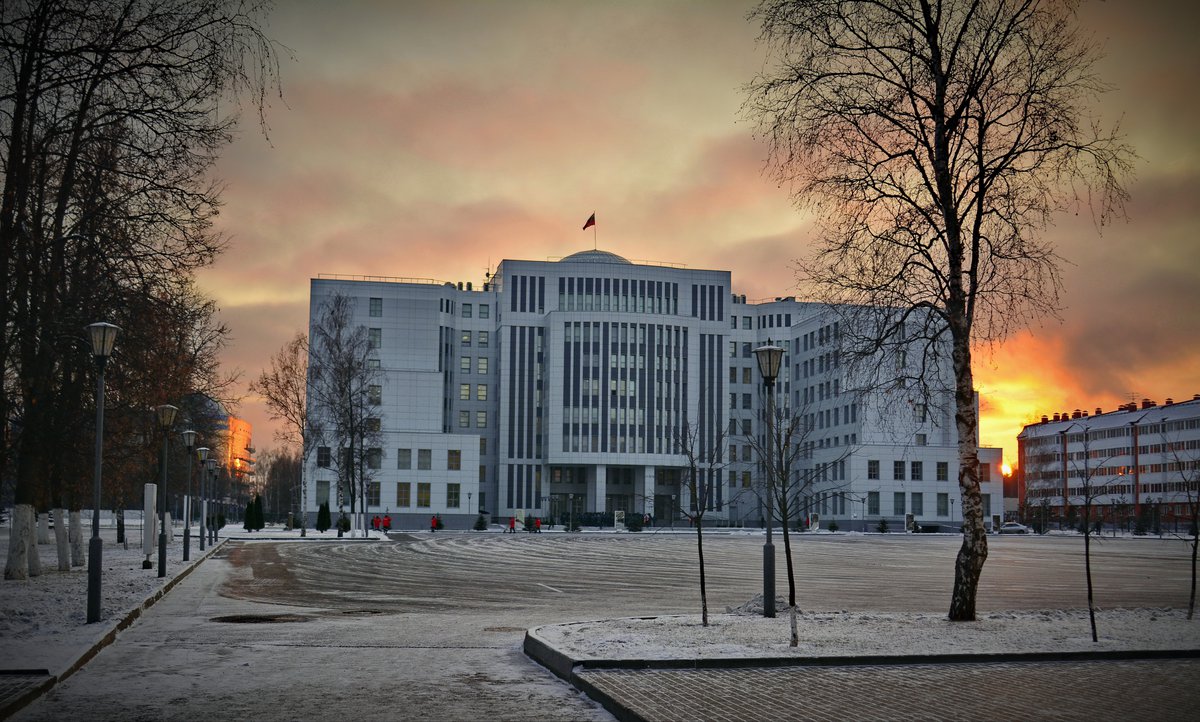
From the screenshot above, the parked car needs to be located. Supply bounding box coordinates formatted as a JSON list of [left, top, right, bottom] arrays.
[[999, 522, 1031, 535]]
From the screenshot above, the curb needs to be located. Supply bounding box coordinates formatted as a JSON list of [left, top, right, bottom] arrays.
[[0, 538, 229, 720], [522, 623, 1200, 722]]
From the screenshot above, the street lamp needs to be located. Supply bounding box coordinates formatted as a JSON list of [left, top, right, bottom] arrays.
[[196, 448, 209, 551], [181, 430, 196, 561], [568, 493, 575, 532], [467, 492, 473, 516], [205, 458, 218, 544], [86, 322, 119, 624], [754, 343, 784, 619], [156, 404, 178, 578]]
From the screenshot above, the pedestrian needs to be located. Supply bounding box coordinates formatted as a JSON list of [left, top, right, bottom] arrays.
[[383, 514, 391, 532], [535, 517, 542, 533], [372, 515, 380, 531], [508, 516, 516, 534], [430, 515, 437, 533]]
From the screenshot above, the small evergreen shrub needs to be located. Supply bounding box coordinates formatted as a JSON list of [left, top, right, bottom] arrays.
[[337, 515, 351, 533], [316, 502, 331, 533], [625, 515, 643, 532], [827, 521, 839, 532], [876, 518, 889, 533], [473, 514, 487, 531]]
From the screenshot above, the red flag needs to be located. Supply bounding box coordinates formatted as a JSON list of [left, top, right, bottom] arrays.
[[582, 213, 596, 230]]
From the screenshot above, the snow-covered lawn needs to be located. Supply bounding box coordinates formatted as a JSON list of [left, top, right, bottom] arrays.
[[534, 599, 1200, 661]]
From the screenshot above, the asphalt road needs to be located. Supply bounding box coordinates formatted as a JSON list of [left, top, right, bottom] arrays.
[[15, 531, 1195, 720]]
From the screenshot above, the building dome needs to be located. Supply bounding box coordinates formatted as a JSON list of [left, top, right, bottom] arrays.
[[559, 249, 632, 264]]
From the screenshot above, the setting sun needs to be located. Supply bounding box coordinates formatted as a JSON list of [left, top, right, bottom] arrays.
[[1001, 463, 1013, 476]]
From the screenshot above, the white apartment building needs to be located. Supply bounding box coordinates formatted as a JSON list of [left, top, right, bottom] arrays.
[[303, 249, 1002, 530], [1018, 395, 1200, 529]]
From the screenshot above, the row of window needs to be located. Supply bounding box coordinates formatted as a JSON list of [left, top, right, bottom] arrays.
[[866, 459, 951, 482], [315, 479, 466, 509], [862, 491, 992, 518], [728, 313, 795, 330], [315, 446, 465, 471], [460, 330, 490, 347], [459, 356, 489, 374], [559, 277, 680, 315]]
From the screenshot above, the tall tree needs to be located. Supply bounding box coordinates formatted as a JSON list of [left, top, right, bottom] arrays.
[[745, 0, 1133, 620], [249, 333, 311, 531], [307, 293, 382, 539], [2, 0, 281, 579]]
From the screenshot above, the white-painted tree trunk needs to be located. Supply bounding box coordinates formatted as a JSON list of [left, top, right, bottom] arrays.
[[37, 512, 50, 544], [166, 512, 174, 542], [28, 510, 42, 577], [789, 604, 799, 647], [53, 508, 70, 571], [69, 511, 85, 566], [3, 504, 34, 580]]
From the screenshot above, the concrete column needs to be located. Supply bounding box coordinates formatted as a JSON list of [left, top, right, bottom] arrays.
[[588, 465, 607, 513], [641, 466, 656, 517]]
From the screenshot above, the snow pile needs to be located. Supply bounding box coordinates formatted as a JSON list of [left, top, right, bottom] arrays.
[[537, 605, 1200, 661]]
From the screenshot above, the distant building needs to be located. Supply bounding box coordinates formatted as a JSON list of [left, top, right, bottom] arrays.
[[303, 249, 1002, 529], [1017, 395, 1200, 528]]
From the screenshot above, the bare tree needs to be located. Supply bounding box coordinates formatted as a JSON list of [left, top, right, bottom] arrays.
[[746, 391, 852, 645], [249, 332, 312, 533], [745, 0, 1133, 621], [675, 423, 732, 627], [1, 0, 281, 580], [1160, 432, 1200, 619], [307, 293, 382, 538]]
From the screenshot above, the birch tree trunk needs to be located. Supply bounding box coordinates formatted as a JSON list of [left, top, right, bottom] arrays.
[[4, 504, 34, 580], [69, 510, 84, 567], [53, 507, 70, 571], [28, 510, 42, 577]]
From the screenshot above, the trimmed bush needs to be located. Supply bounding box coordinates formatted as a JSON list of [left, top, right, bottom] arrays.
[[316, 502, 331, 533]]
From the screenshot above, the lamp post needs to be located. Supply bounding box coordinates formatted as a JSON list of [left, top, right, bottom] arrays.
[[468, 492, 473, 516], [155, 404, 178, 577], [206, 458, 218, 544], [754, 343, 784, 619], [568, 493, 575, 532], [86, 322, 119, 624], [196, 448, 209, 551], [670, 494, 676, 528], [181, 430, 196, 561]]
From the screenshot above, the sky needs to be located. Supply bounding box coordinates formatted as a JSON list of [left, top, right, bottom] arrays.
[[200, 0, 1200, 467]]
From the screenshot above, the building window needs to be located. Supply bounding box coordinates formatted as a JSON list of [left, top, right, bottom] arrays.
[[937, 492, 949, 516], [979, 461, 992, 482], [417, 483, 431, 508], [368, 358, 380, 369], [912, 492, 924, 516], [418, 449, 432, 470], [893, 461, 905, 481], [367, 448, 382, 470], [911, 461, 923, 481], [894, 492, 906, 515], [916, 433, 927, 446], [476, 384, 488, 401], [460, 356, 471, 373], [447, 483, 461, 508], [479, 437, 487, 455], [317, 446, 331, 468], [316, 480, 330, 506], [742, 316, 751, 330], [397, 482, 411, 507], [742, 445, 751, 462], [476, 410, 487, 428], [742, 471, 752, 488], [742, 393, 752, 409], [982, 494, 991, 517], [937, 461, 949, 481], [478, 331, 489, 347], [459, 383, 470, 400], [367, 482, 381, 507], [480, 465, 486, 483], [479, 304, 490, 319], [462, 330, 472, 346], [867, 491, 880, 515], [397, 448, 411, 469], [742, 342, 751, 358], [459, 410, 470, 428], [730, 367, 738, 384], [463, 303, 472, 318], [447, 449, 461, 470], [867, 460, 879, 480], [369, 297, 383, 317], [743, 367, 752, 385], [477, 357, 488, 374], [916, 403, 927, 422], [365, 418, 381, 432], [368, 385, 382, 405], [368, 328, 381, 349]]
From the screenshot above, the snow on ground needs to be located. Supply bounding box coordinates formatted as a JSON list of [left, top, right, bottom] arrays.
[[536, 596, 1200, 661], [3, 523, 1197, 681]]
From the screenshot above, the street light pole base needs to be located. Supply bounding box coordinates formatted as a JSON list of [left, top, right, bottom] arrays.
[[142, 556, 152, 569], [763, 542, 776, 618], [158, 531, 167, 578], [183, 527, 190, 561], [87, 536, 103, 623]]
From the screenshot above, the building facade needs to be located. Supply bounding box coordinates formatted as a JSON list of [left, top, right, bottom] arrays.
[[303, 249, 1002, 529], [1018, 395, 1200, 529]]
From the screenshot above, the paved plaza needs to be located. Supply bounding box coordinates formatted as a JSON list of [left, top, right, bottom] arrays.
[[10, 531, 1200, 720]]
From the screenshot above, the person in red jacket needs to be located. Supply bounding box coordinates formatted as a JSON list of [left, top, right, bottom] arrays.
[[430, 515, 437, 533], [372, 515, 380, 531], [508, 516, 516, 534], [382, 514, 391, 532], [535, 517, 542, 533]]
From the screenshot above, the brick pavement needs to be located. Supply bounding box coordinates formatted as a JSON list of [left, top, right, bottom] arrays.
[[575, 659, 1200, 722]]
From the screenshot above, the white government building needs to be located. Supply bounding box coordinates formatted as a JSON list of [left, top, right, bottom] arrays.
[[303, 249, 1003, 530]]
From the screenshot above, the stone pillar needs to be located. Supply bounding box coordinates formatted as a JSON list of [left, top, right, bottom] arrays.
[[588, 465, 607, 513], [641, 466, 656, 517]]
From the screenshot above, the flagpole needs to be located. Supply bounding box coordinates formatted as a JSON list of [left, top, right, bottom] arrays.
[[593, 223, 597, 250]]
